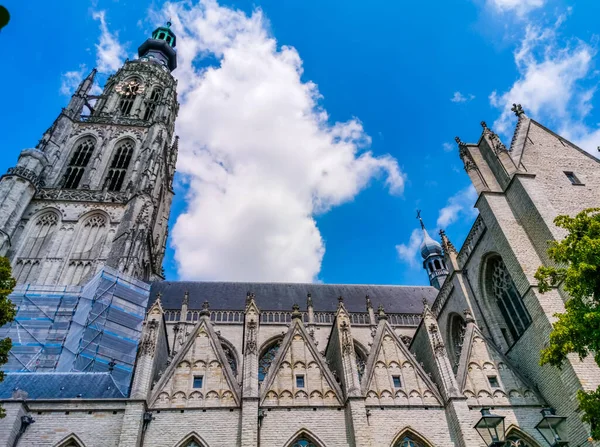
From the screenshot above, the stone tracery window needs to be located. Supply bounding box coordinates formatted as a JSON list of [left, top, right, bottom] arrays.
[[355, 346, 366, 381], [395, 436, 425, 447], [449, 313, 466, 373], [144, 87, 162, 121], [13, 211, 59, 284], [291, 438, 318, 447], [487, 257, 532, 342], [104, 140, 134, 191], [63, 138, 95, 189], [222, 343, 237, 376], [258, 342, 280, 383]]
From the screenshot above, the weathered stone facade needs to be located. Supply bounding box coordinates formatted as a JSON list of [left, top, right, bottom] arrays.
[[1, 21, 599, 447]]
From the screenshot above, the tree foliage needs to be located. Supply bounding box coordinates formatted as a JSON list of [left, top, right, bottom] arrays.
[[535, 208, 600, 439]]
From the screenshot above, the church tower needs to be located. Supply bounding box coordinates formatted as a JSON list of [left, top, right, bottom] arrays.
[[418, 212, 448, 289], [0, 23, 179, 286]]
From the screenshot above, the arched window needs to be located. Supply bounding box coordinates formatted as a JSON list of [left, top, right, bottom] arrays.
[[63, 138, 94, 189], [505, 427, 542, 447], [14, 211, 59, 283], [486, 257, 532, 342], [448, 313, 466, 372], [396, 437, 425, 447], [258, 341, 280, 383], [64, 213, 109, 285], [222, 342, 237, 377], [392, 430, 432, 447], [291, 438, 319, 447], [55, 434, 85, 447], [355, 345, 367, 381], [434, 259, 441, 270], [104, 140, 134, 191], [428, 262, 434, 273], [144, 87, 162, 121]]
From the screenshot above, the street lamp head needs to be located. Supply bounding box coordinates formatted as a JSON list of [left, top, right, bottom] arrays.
[[474, 408, 506, 447], [535, 408, 569, 446]]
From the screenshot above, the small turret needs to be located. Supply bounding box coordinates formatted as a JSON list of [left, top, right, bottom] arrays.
[[417, 211, 448, 289], [138, 21, 177, 71]]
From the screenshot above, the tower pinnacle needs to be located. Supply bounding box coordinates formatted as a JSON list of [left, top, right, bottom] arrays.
[[416, 212, 448, 290]]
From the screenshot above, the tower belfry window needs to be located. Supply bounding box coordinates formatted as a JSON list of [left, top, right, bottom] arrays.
[[144, 87, 162, 121], [104, 140, 134, 191], [63, 138, 94, 189]]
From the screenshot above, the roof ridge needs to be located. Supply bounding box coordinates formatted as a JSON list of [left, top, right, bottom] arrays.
[[156, 280, 436, 289]]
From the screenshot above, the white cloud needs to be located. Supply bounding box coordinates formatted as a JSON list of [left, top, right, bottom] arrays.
[[157, 0, 405, 282], [60, 65, 86, 96], [92, 11, 127, 73], [450, 91, 475, 103], [395, 229, 422, 269], [489, 17, 600, 153], [442, 142, 454, 152], [437, 185, 478, 228], [486, 0, 545, 16]]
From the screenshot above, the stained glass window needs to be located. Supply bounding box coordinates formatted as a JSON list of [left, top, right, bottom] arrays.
[[291, 438, 318, 447], [184, 441, 202, 447], [490, 258, 532, 341], [395, 436, 424, 447], [258, 343, 280, 382]]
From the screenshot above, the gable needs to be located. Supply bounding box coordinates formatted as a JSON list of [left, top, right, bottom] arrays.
[[457, 325, 542, 406], [260, 319, 343, 407], [362, 322, 442, 406], [150, 319, 240, 408]]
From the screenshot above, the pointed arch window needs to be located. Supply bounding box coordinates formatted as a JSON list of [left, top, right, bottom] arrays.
[[104, 140, 134, 191], [63, 138, 94, 189], [487, 257, 532, 342], [396, 437, 425, 447], [118, 79, 142, 116], [291, 438, 319, 447], [258, 342, 280, 383], [144, 87, 162, 121], [449, 313, 466, 373]]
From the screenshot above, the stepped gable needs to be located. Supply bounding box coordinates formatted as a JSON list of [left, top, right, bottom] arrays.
[[150, 281, 437, 312]]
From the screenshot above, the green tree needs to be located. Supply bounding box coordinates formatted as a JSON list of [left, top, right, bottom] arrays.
[[535, 207, 600, 439]]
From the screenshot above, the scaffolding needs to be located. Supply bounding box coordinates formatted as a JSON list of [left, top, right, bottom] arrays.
[[0, 266, 150, 395]]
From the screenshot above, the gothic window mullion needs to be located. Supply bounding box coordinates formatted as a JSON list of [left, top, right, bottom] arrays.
[[63, 138, 95, 189], [105, 141, 134, 192]]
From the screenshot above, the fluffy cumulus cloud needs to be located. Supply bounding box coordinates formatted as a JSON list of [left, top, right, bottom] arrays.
[[450, 91, 475, 103], [486, 0, 545, 16], [437, 185, 478, 228], [489, 15, 600, 153], [395, 229, 422, 269], [92, 11, 127, 73], [156, 0, 405, 281], [60, 65, 87, 96]]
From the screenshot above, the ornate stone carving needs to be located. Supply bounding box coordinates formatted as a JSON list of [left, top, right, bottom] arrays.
[[2, 166, 45, 189], [139, 319, 159, 356], [35, 188, 130, 204], [245, 320, 257, 354]]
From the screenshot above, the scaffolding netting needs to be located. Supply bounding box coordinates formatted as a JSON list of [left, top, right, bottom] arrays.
[[0, 266, 150, 395]]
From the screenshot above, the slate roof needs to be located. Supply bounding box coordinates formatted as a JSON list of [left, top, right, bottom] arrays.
[[150, 281, 438, 314], [0, 372, 125, 400]]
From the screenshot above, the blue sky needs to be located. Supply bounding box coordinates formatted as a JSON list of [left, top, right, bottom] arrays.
[[2, 0, 599, 286]]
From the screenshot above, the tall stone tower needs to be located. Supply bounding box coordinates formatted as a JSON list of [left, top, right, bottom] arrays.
[[0, 23, 179, 286]]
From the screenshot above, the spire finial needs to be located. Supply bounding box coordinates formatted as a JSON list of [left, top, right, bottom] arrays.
[[200, 300, 210, 317], [511, 103, 525, 117], [377, 305, 388, 320], [166, 19, 172, 28], [291, 303, 302, 320], [416, 210, 425, 230]]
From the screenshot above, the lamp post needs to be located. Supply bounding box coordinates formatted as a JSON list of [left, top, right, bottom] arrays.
[[535, 408, 569, 446], [474, 408, 506, 447]]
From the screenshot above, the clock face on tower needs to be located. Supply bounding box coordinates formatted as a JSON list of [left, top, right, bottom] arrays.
[[115, 80, 145, 96]]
